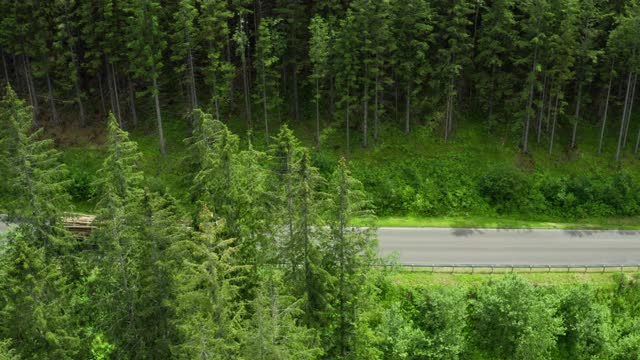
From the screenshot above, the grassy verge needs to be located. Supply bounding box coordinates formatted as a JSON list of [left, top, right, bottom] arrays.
[[388, 271, 639, 288], [353, 215, 640, 229]]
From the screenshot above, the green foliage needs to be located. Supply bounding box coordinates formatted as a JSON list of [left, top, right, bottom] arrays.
[[470, 275, 564, 359], [170, 207, 242, 358], [0, 85, 70, 250], [241, 271, 322, 360]]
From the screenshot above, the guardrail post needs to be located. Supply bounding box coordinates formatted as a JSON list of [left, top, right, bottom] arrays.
[[584, 266, 587, 274], [602, 265, 605, 273], [548, 265, 551, 273], [567, 265, 570, 272], [471, 266, 474, 274], [491, 266, 494, 274]]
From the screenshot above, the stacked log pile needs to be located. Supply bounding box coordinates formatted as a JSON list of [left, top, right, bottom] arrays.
[[63, 215, 95, 237]]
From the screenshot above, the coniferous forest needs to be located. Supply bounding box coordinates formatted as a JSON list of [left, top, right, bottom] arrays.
[[2, 0, 640, 359]]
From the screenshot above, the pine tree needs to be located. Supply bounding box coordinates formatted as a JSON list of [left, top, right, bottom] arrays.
[[323, 157, 377, 357], [0, 85, 79, 359], [433, 0, 474, 141], [269, 126, 327, 326], [0, 85, 70, 250], [255, 18, 284, 145], [390, 0, 434, 135], [474, 0, 517, 127], [309, 15, 331, 149], [170, 207, 243, 358], [334, 10, 361, 159], [125, 0, 167, 153], [0, 230, 80, 359], [91, 113, 147, 357], [517, 0, 550, 153], [569, 0, 604, 149], [241, 270, 322, 360], [172, 0, 199, 112], [233, 18, 252, 129], [200, 0, 234, 121], [53, 0, 87, 127]]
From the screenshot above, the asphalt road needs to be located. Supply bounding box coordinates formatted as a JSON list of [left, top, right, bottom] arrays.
[[2, 218, 640, 265], [378, 227, 640, 266]]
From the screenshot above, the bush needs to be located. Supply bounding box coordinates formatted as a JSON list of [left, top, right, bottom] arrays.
[[477, 167, 530, 214]]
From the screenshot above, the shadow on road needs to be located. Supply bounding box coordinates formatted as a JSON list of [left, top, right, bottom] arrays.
[[564, 229, 640, 237]]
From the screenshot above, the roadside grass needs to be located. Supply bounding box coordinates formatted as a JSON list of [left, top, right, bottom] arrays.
[[388, 271, 640, 288], [354, 215, 640, 229]]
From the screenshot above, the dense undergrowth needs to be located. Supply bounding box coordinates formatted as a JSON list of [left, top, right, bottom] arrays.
[[378, 272, 640, 359], [56, 112, 640, 224]]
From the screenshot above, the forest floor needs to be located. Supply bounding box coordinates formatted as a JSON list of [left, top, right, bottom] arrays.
[[49, 108, 640, 228]]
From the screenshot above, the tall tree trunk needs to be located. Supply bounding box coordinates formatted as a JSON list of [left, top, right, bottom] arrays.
[[394, 69, 399, 123], [363, 63, 368, 148], [22, 56, 38, 125], [329, 76, 335, 121], [570, 81, 582, 149], [405, 83, 410, 135], [73, 70, 86, 127], [598, 60, 614, 154], [46, 71, 60, 125], [445, 76, 455, 142], [346, 87, 350, 161], [187, 45, 198, 110], [374, 68, 379, 143], [622, 74, 637, 149], [226, 35, 234, 107], [13, 55, 20, 90], [111, 63, 122, 124], [151, 74, 166, 155], [1, 48, 9, 85], [209, 45, 221, 121], [106, 61, 116, 118], [615, 72, 633, 161], [549, 93, 559, 155], [128, 78, 138, 127], [523, 46, 538, 153], [537, 76, 548, 143], [97, 72, 107, 116], [315, 77, 320, 150], [241, 47, 252, 129], [261, 55, 269, 146], [293, 64, 300, 123]]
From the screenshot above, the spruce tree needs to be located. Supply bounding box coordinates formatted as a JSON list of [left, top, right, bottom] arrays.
[[241, 270, 322, 359], [323, 157, 377, 357], [0, 85, 79, 359], [170, 207, 242, 358], [91, 113, 147, 357], [390, 0, 433, 135], [255, 18, 284, 145], [125, 0, 167, 153], [309, 15, 331, 149], [0, 85, 70, 251], [172, 0, 200, 112], [200, 0, 234, 121]]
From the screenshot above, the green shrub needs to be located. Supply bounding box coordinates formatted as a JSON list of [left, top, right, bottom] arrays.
[[478, 167, 530, 214]]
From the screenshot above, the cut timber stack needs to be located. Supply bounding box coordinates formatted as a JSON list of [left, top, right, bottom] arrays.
[[63, 215, 95, 237]]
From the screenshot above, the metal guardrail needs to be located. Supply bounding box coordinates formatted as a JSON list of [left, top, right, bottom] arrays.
[[395, 263, 640, 274]]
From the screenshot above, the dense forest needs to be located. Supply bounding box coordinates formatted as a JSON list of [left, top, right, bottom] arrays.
[[3, 0, 640, 222], [2, 83, 640, 359], [1, 0, 639, 156], [2, 0, 640, 358]]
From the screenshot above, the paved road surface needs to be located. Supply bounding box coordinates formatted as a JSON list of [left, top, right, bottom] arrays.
[[2, 218, 640, 265], [378, 227, 640, 266]]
